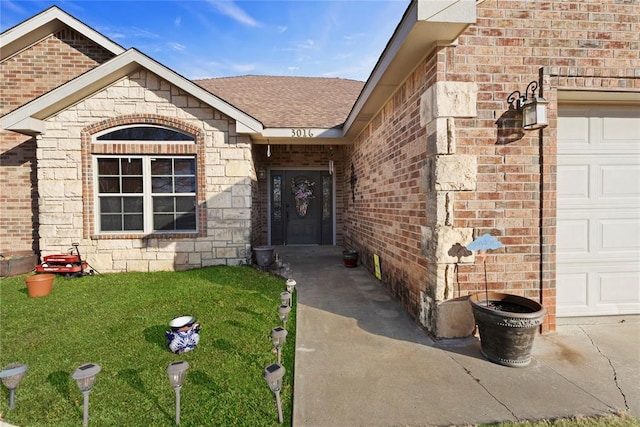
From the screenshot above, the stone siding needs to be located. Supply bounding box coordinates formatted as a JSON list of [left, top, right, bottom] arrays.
[[37, 69, 253, 272], [0, 29, 115, 256]]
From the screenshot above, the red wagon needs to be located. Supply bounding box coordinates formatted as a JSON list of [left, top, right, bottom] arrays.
[[35, 243, 93, 278]]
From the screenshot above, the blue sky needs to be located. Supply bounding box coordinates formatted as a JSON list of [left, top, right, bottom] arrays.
[[1, 0, 409, 81]]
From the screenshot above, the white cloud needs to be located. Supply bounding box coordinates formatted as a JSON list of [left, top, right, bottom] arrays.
[[231, 62, 257, 73], [277, 26, 288, 33], [169, 42, 186, 51], [174, 17, 182, 27], [207, 1, 260, 27]]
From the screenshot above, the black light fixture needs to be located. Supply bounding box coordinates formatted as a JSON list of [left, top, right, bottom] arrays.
[[0, 363, 28, 410], [507, 81, 548, 130]]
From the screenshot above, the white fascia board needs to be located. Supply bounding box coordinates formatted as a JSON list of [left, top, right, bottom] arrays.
[[252, 127, 348, 145], [1, 49, 263, 135], [344, 1, 418, 133], [417, 0, 477, 23], [343, 0, 475, 137], [2, 117, 45, 136], [1, 6, 124, 60], [261, 128, 343, 139]]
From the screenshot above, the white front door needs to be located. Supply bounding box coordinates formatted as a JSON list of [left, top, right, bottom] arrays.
[[557, 104, 640, 317]]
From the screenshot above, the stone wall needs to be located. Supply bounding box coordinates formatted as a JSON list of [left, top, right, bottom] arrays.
[[37, 69, 253, 272], [0, 29, 115, 256]]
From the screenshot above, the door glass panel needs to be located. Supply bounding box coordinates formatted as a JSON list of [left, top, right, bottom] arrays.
[[273, 175, 282, 221]]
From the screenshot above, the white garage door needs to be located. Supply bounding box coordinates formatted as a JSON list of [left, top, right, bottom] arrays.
[[557, 104, 640, 317]]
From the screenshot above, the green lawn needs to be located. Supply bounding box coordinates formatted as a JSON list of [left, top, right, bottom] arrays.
[[0, 266, 295, 426]]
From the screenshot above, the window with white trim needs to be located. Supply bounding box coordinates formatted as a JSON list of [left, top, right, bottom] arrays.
[[96, 156, 197, 233], [93, 126, 198, 234]]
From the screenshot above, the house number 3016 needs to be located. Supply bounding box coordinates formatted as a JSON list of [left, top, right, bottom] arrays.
[[291, 129, 314, 137]]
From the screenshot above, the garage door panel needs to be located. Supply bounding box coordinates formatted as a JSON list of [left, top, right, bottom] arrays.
[[600, 164, 640, 198], [600, 219, 640, 252], [557, 164, 590, 200], [557, 272, 589, 308], [600, 113, 640, 145], [557, 219, 589, 255], [599, 272, 640, 304], [558, 104, 640, 317]]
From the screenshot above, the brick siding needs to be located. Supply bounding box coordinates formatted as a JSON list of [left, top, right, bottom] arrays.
[[253, 144, 344, 246], [0, 29, 115, 257], [344, 0, 639, 334]]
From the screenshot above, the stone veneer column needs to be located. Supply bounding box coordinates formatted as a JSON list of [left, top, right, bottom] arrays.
[[418, 81, 478, 338]]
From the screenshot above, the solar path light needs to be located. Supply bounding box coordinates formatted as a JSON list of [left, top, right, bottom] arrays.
[[285, 279, 296, 293], [0, 363, 27, 410], [72, 363, 101, 427], [280, 291, 291, 307], [166, 360, 189, 425], [271, 326, 288, 364], [263, 363, 285, 424], [278, 304, 291, 328]]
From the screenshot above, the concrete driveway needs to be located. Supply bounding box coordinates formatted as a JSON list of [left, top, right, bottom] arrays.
[[278, 246, 639, 427]]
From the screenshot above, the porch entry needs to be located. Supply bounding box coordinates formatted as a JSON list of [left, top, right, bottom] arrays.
[[270, 170, 333, 245]]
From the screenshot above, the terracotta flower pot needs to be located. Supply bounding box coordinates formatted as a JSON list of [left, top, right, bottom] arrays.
[[25, 274, 55, 298]]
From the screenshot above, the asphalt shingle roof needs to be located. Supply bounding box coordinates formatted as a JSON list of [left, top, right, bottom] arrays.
[[195, 75, 365, 129]]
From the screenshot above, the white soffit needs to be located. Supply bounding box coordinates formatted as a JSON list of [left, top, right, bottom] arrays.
[[344, 0, 476, 139], [1, 48, 264, 135], [0, 6, 124, 61], [557, 89, 640, 104]]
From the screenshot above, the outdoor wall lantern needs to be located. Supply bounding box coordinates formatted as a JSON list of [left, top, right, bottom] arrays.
[[0, 363, 28, 410], [278, 304, 291, 328], [285, 278, 296, 293], [271, 326, 288, 364], [263, 363, 285, 424], [507, 80, 548, 130], [166, 360, 190, 426], [257, 167, 266, 181], [71, 363, 101, 427], [280, 291, 291, 307]]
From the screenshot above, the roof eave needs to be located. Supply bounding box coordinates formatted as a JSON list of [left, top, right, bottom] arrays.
[[343, 0, 476, 139], [251, 127, 349, 145]]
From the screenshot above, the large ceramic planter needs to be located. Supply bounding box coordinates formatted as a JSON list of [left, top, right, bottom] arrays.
[[253, 246, 274, 267], [469, 292, 546, 367], [24, 274, 55, 298]]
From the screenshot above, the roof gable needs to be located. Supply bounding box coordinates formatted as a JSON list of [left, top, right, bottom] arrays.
[[1, 48, 263, 135], [0, 6, 124, 61]]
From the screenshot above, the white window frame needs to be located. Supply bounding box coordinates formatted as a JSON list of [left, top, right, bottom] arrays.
[[94, 155, 198, 235]]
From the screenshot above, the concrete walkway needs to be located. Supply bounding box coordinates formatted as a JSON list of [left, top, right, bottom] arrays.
[[278, 246, 640, 427]]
